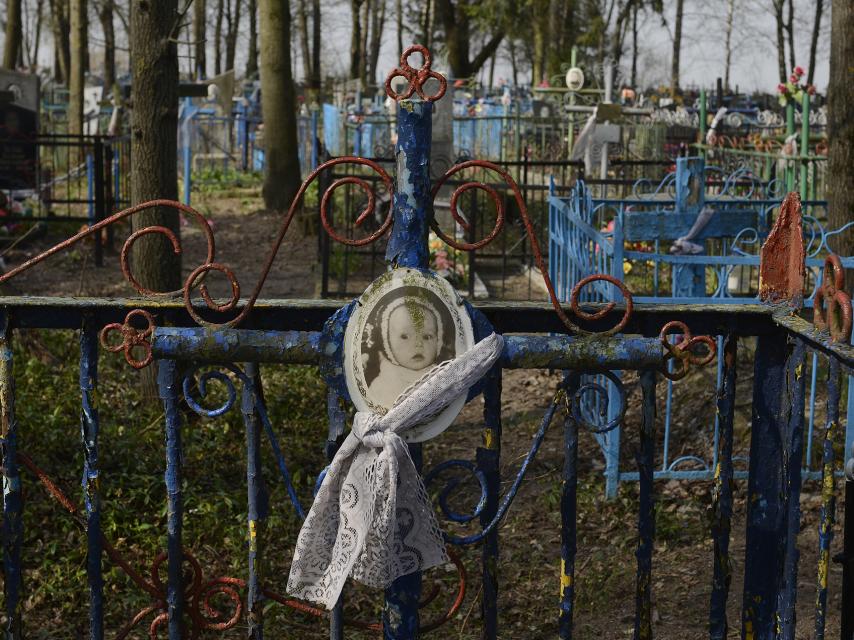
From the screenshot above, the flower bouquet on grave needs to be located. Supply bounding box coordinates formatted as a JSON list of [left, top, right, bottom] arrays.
[[429, 231, 468, 289], [777, 66, 816, 107]]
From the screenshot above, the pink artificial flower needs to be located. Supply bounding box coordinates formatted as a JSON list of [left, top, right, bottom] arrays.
[[789, 74, 799, 83], [434, 250, 450, 271], [777, 84, 787, 94], [794, 66, 804, 77]]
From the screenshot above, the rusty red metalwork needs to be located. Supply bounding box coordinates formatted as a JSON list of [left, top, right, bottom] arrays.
[[759, 192, 805, 305], [0, 199, 216, 299], [814, 254, 853, 342], [431, 159, 634, 336], [384, 44, 448, 103], [100, 309, 156, 369], [658, 320, 717, 381]]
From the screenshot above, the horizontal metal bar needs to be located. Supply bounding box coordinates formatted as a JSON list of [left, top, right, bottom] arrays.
[[153, 328, 322, 363], [0, 296, 775, 337], [771, 311, 854, 374], [151, 328, 666, 370]]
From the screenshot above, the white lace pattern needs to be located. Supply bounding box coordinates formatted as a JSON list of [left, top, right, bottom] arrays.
[[287, 333, 504, 609]]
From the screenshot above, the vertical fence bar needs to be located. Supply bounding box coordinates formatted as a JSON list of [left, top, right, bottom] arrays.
[[814, 358, 840, 640], [634, 370, 656, 640], [778, 338, 807, 640], [158, 360, 184, 639], [842, 470, 853, 640], [0, 310, 22, 638], [478, 365, 501, 638], [709, 335, 737, 640], [559, 376, 579, 639], [326, 384, 347, 640], [742, 330, 805, 640], [243, 362, 268, 639], [80, 318, 104, 639], [93, 139, 105, 267]]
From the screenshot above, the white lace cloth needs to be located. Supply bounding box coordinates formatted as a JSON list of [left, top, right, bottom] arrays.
[[287, 333, 504, 609]]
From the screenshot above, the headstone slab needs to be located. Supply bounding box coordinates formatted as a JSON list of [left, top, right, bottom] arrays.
[[0, 70, 39, 191]]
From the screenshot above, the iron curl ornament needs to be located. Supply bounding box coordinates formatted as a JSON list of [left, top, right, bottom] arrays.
[[385, 44, 448, 103], [0, 42, 716, 364], [813, 254, 853, 343]]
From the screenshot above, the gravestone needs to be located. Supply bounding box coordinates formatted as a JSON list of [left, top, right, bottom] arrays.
[[0, 70, 38, 191]]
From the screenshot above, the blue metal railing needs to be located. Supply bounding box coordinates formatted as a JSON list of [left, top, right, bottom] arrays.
[[549, 165, 854, 495]]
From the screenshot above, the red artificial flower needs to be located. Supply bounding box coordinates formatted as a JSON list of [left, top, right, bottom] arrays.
[[789, 74, 799, 83], [777, 83, 787, 93], [794, 66, 804, 76]]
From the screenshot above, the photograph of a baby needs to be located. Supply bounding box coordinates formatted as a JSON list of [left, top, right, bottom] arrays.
[[361, 287, 457, 410]]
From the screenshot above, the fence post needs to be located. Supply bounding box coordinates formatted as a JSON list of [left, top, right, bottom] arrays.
[[381, 61, 436, 636], [742, 193, 807, 640], [0, 311, 22, 638], [158, 360, 185, 639], [93, 138, 106, 267], [843, 466, 853, 640]]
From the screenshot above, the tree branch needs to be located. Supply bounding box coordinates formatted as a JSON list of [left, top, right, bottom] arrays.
[[470, 30, 505, 75]]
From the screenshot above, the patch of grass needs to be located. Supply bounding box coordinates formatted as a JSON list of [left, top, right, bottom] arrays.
[[12, 330, 332, 636]]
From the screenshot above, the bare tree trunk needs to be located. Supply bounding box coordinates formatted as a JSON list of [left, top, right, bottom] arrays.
[[4, 0, 23, 69], [359, 0, 370, 87], [225, 0, 242, 72], [807, 0, 823, 86], [68, 0, 86, 135], [194, 0, 207, 79], [130, 0, 180, 396], [349, 0, 363, 80], [368, 0, 385, 86], [30, 0, 45, 71], [297, 0, 312, 81], [785, 0, 795, 72], [724, 0, 735, 90], [630, 2, 639, 87], [827, 0, 854, 265], [130, 0, 180, 288], [395, 0, 402, 58], [508, 38, 518, 87], [98, 0, 116, 92], [670, 0, 684, 97], [246, 0, 259, 76], [420, 0, 431, 52], [310, 0, 320, 88], [259, 0, 301, 211], [531, 0, 548, 84], [49, 0, 71, 83], [214, 0, 224, 75], [773, 0, 787, 82]]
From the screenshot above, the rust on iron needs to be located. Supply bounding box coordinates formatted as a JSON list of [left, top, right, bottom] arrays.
[[384, 44, 448, 103], [99, 309, 156, 369], [814, 254, 853, 342], [759, 192, 805, 305], [658, 319, 717, 381]]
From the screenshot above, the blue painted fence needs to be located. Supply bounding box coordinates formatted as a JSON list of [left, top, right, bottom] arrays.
[[549, 157, 854, 496]]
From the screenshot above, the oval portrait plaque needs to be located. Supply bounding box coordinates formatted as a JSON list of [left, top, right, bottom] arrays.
[[343, 268, 475, 442]]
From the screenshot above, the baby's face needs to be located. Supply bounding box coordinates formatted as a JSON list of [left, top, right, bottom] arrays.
[[387, 304, 439, 370]]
